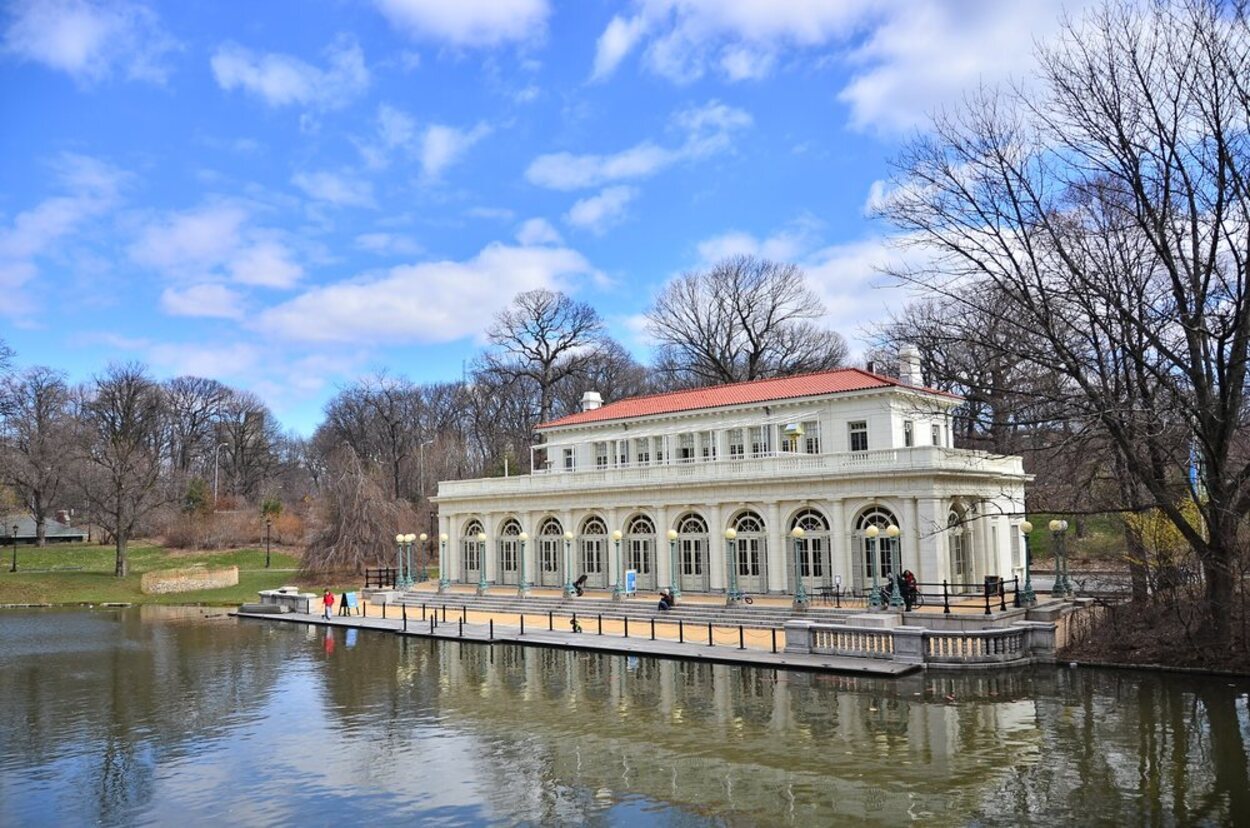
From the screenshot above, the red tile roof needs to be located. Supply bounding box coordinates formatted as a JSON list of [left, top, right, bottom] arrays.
[[537, 368, 959, 430]]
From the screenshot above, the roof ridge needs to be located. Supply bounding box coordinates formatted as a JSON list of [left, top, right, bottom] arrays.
[[569, 366, 868, 412]]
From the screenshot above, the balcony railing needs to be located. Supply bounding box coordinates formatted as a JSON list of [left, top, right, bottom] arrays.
[[438, 446, 1025, 500]]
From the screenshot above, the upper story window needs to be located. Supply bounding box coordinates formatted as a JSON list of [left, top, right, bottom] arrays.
[[652, 435, 665, 464], [803, 421, 821, 454], [728, 428, 745, 459], [931, 424, 941, 446], [594, 441, 609, 469], [700, 430, 717, 461], [677, 432, 696, 463], [635, 438, 651, 465], [749, 425, 771, 457], [903, 420, 914, 447], [849, 420, 868, 452], [563, 448, 575, 471], [616, 439, 628, 466]]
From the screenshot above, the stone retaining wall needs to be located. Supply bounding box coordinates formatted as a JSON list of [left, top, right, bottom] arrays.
[[140, 566, 239, 594]]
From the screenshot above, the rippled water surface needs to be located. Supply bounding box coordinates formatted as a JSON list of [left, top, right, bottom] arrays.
[[1, 607, 1248, 826]]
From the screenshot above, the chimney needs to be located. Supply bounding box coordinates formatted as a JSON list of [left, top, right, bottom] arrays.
[[898, 344, 923, 386], [580, 391, 603, 412], [55, 510, 70, 525]]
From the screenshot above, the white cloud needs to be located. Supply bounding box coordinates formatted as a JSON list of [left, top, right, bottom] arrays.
[[515, 217, 562, 246], [146, 341, 262, 378], [1, 0, 176, 84], [291, 170, 375, 208], [259, 243, 597, 344], [210, 36, 369, 109], [592, 14, 647, 80], [228, 240, 304, 288], [696, 221, 819, 265], [590, 0, 869, 83], [420, 122, 490, 179], [526, 100, 750, 190], [564, 186, 637, 235], [159, 283, 245, 319], [373, 0, 550, 47], [130, 202, 304, 289], [0, 153, 124, 315], [354, 232, 422, 256]]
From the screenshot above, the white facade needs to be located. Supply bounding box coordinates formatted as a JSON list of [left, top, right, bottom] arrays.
[[435, 371, 1030, 597]]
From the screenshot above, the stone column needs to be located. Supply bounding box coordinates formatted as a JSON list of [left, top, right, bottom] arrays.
[[562, 508, 574, 589], [607, 506, 620, 591], [655, 503, 670, 589], [439, 513, 455, 581], [917, 498, 945, 584], [483, 512, 498, 583], [766, 501, 785, 593], [523, 511, 539, 589], [903, 498, 919, 580], [830, 498, 849, 588], [708, 502, 725, 592]]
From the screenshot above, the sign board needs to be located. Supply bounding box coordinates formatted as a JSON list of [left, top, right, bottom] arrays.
[[833, 575, 843, 588], [624, 569, 637, 595], [345, 591, 359, 611]]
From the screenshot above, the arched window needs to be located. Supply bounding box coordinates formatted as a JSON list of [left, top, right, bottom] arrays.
[[498, 518, 522, 578], [855, 506, 901, 588], [627, 515, 655, 535], [733, 510, 765, 534], [948, 510, 969, 584], [677, 514, 707, 535], [461, 519, 484, 574], [789, 509, 830, 584], [675, 512, 708, 584], [501, 519, 522, 536], [730, 510, 766, 582], [625, 514, 655, 581], [579, 515, 607, 581], [539, 517, 563, 535]]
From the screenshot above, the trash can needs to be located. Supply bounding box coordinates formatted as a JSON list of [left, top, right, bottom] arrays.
[[984, 575, 1002, 596]]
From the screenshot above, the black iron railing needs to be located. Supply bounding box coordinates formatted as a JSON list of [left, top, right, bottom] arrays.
[[364, 566, 398, 588]]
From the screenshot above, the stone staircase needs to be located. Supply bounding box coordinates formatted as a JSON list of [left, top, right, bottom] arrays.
[[392, 589, 856, 630]]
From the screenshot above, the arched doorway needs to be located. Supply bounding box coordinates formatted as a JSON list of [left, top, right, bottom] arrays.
[[498, 518, 521, 585], [625, 514, 656, 591], [854, 507, 900, 594], [948, 510, 971, 587], [579, 516, 607, 589], [675, 513, 709, 593], [537, 517, 564, 587], [461, 518, 484, 584], [789, 508, 831, 596], [730, 510, 768, 594]]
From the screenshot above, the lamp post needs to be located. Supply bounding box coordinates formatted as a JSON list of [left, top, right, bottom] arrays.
[[1049, 519, 1072, 598], [418, 533, 429, 581], [394, 533, 406, 588], [563, 531, 575, 597], [406, 534, 418, 588], [439, 533, 450, 593], [518, 531, 530, 597], [723, 527, 743, 604], [866, 525, 883, 609], [475, 532, 488, 595], [790, 526, 809, 610], [886, 524, 903, 609], [264, 518, 271, 569], [611, 529, 624, 601], [1020, 520, 1036, 605], [666, 528, 681, 600], [9, 523, 17, 573]]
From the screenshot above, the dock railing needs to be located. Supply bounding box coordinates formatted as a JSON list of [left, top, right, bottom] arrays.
[[786, 618, 1056, 668]]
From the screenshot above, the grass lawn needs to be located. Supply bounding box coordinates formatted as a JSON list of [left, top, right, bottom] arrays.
[[1028, 512, 1124, 564], [0, 542, 359, 606]]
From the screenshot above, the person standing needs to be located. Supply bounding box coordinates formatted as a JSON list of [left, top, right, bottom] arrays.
[[322, 589, 334, 620]]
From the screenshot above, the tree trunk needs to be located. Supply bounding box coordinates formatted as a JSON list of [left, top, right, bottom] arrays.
[[114, 531, 128, 577], [35, 516, 46, 547], [1122, 521, 1149, 603]]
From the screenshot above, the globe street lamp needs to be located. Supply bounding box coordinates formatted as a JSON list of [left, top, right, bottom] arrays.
[[666, 528, 681, 600], [9, 523, 17, 573], [563, 530, 575, 597], [405, 533, 418, 588], [866, 525, 883, 609], [611, 529, 624, 601], [885, 524, 903, 609], [723, 527, 743, 604], [517, 531, 530, 597], [790, 526, 809, 609], [418, 533, 429, 581], [438, 533, 451, 593], [1048, 519, 1072, 598], [1020, 520, 1036, 605], [264, 517, 272, 569], [475, 532, 488, 595], [394, 533, 406, 588]]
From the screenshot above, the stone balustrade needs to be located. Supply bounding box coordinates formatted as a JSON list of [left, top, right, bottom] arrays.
[[785, 618, 1057, 669]]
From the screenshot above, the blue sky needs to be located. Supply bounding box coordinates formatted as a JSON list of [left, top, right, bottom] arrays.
[[0, 0, 1079, 434]]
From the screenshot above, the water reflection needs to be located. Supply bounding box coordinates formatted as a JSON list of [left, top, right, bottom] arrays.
[[0, 609, 1246, 826]]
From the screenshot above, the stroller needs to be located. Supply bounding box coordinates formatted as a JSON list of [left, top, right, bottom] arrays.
[[572, 574, 588, 597]]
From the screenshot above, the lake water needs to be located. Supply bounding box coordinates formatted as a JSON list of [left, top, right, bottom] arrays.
[[1, 606, 1247, 826]]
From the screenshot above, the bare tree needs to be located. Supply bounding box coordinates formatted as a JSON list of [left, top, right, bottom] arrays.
[[0, 367, 73, 545], [479, 289, 607, 425], [646, 255, 847, 387], [76, 364, 171, 576], [876, 0, 1250, 645], [217, 390, 280, 503], [164, 376, 231, 474]]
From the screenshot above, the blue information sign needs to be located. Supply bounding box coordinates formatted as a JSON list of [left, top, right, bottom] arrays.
[[625, 569, 637, 595], [345, 592, 359, 611]]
